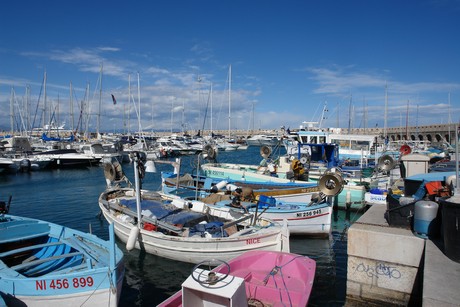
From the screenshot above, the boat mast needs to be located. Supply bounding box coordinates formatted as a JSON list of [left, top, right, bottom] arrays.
[[128, 74, 131, 135], [405, 99, 409, 140], [9, 88, 14, 134], [170, 98, 174, 133], [70, 82, 74, 133], [43, 71, 47, 129], [97, 63, 103, 137], [211, 82, 213, 136], [448, 92, 452, 144], [228, 65, 231, 139], [26, 85, 31, 134], [137, 72, 142, 135], [347, 94, 352, 134], [181, 98, 185, 134], [384, 82, 388, 141]]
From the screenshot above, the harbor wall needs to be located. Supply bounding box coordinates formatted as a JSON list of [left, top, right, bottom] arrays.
[[346, 204, 425, 306]]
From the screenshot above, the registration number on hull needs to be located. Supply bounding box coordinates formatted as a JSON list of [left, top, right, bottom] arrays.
[[36, 276, 94, 291], [296, 209, 322, 218]]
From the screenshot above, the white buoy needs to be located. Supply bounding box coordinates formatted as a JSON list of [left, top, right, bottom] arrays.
[[346, 191, 352, 210], [126, 226, 140, 251], [216, 180, 228, 190], [226, 184, 238, 192]]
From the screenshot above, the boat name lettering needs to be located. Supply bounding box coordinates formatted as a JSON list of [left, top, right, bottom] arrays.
[[209, 170, 225, 177], [296, 209, 322, 217], [246, 238, 260, 245], [36, 276, 94, 291]]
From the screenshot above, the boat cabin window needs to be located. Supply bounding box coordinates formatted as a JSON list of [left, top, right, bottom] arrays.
[[300, 135, 327, 144]]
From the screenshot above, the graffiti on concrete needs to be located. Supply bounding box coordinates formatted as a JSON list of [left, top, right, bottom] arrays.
[[355, 262, 401, 279]]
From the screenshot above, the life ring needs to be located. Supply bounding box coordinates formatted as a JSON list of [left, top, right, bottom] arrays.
[[400, 144, 412, 156]]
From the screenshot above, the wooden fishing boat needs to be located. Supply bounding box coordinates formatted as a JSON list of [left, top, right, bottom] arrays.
[[201, 143, 370, 211], [161, 171, 321, 203], [158, 250, 316, 307], [0, 197, 124, 307], [99, 155, 290, 265], [161, 171, 342, 236]]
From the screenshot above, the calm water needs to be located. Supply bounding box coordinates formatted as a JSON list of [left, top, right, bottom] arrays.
[[0, 146, 363, 306]]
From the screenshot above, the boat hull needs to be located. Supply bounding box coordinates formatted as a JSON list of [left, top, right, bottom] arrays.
[[0, 215, 124, 307], [158, 250, 316, 307], [98, 189, 290, 264], [208, 201, 332, 236]]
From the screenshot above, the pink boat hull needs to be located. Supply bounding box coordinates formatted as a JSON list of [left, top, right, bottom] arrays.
[[159, 250, 316, 306]]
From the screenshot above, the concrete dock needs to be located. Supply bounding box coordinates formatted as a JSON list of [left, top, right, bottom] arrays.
[[346, 204, 460, 306]]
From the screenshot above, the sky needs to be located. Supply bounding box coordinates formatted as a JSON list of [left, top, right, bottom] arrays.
[[1, 0, 460, 135]]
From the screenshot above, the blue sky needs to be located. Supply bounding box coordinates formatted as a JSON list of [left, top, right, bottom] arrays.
[[1, 0, 459, 134]]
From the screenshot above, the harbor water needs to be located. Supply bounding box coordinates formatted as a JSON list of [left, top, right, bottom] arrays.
[[0, 146, 363, 306]]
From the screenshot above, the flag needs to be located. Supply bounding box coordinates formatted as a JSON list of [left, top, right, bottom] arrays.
[[111, 94, 117, 105]]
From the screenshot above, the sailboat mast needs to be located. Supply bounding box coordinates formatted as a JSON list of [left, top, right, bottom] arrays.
[[170, 98, 174, 133], [228, 65, 231, 139], [137, 72, 141, 134], [448, 93, 452, 144], [210, 82, 213, 135], [405, 100, 409, 140], [128, 74, 131, 135], [43, 71, 47, 129], [384, 82, 388, 140], [9, 88, 14, 133], [26, 85, 30, 133], [347, 94, 352, 134], [97, 63, 103, 137], [70, 82, 74, 132]]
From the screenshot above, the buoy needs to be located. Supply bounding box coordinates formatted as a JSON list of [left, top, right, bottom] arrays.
[[226, 184, 238, 192], [400, 144, 412, 156], [346, 191, 351, 206], [215, 180, 228, 190], [126, 226, 140, 251]]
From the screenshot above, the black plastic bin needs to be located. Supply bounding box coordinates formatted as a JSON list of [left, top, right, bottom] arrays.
[[440, 198, 460, 263], [384, 194, 415, 229]]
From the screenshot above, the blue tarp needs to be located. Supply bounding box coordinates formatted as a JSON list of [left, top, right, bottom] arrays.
[[406, 171, 456, 182]]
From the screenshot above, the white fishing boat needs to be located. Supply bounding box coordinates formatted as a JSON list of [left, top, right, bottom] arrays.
[[98, 155, 290, 264], [200, 143, 368, 211], [160, 170, 343, 236], [245, 134, 280, 147]]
